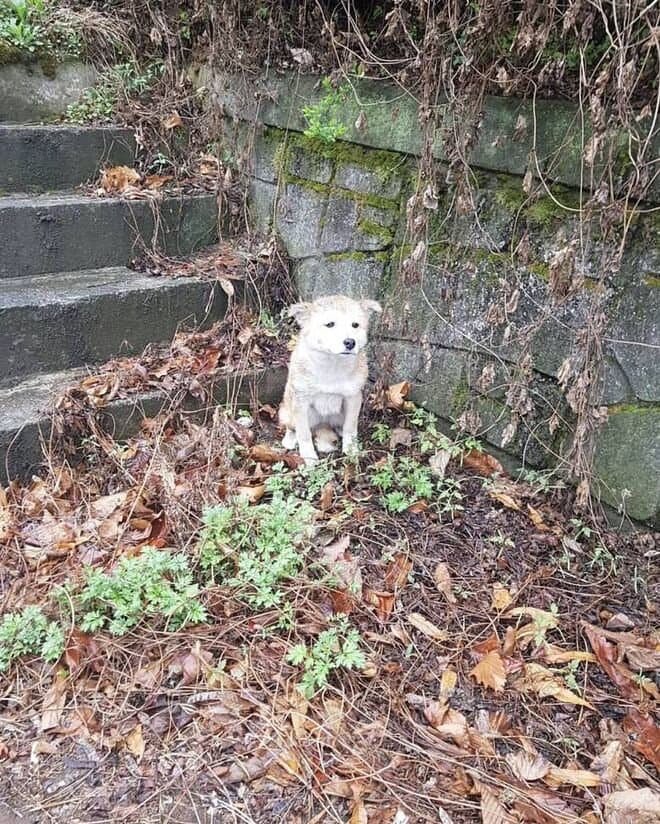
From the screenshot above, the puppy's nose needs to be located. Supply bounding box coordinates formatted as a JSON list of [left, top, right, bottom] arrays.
[[343, 338, 356, 351]]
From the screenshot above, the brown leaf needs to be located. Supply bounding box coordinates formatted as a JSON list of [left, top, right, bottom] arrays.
[[544, 766, 601, 788], [41, 671, 67, 732], [470, 651, 506, 692], [491, 583, 513, 611], [527, 505, 548, 530], [125, 724, 145, 761], [539, 644, 596, 665], [425, 702, 470, 748], [389, 427, 412, 449], [583, 623, 644, 700], [363, 588, 395, 622], [429, 449, 451, 478], [476, 781, 516, 824], [603, 788, 660, 824], [488, 489, 521, 511], [320, 535, 362, 594], [623, 644, 660, 671], [145, 173, 173, 189], [349, 799, 368, 824], [319, 482, 334, 511], [64, 630, 101, 673], [516, 663, 593, 709], [440, 668, 457, 701], [163, 111, 183, 129], [100, 165, 141, 193], [463, 450, 504, 477], [406, 612, 448, 641], [623, 710, 660, 771], [386, 381, 411, 410], [433, 562, 457, 604], [235, 484, 265, 504], [251, 443, 303, 469], [384, 552, 412, 591], [506, 750, 550, 781], [0, 487, 12, 542]]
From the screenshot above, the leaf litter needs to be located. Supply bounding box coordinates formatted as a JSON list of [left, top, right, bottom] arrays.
[[0, 352, 658, 823]]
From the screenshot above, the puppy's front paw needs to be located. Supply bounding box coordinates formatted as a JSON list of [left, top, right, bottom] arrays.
[[282, 429, 297, 450], [342, 435, 359, 456]]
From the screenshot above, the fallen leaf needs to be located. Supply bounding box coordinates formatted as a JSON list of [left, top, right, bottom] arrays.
[[319, 482, 334, 511], [583, 623, 649, 700], [605, 612, 636, 631], [384, 552, 412, 590], [463, 450, 504, 477], [591, 740, 624, 784], [433, 562, 457, 604], [349, 799, 368, 824], [100, 165, 140, 193], [320, 535, 362, 594], [603, 788, 660, 824], [539, 644, 596, 665], [506, 750, 550, 781], [508, 606, 559, 648], [250, 443, 303, 469], [476, 781, 516, 824], [406, 612, 448, 641], [516, 663, 593, 709], [425, 702, 469, 747], [470, 651, 506, 692], [429, 449, 451, 478], [30, 739, 58, 764], [41, 671, 67, 732], [363, 588, 395, 622], [125, 724, 145, 761], [488, 489, 521, 510], [491, 583, 513, 611], [623, 644, 660, 672], [386, 381, 411, 410], [389, 427, 412, 449], [527, 505, 548, 530], [544, 766, 601, 788], [144, 173, 173, 189], [163, 111, 183, 129], [235, 484, 265, 504], [623, 710, 660, 771], [440, 668, 457, 700]]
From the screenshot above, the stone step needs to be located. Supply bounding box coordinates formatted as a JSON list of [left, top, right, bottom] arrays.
[[0, 365, 288, 484], [0, 192, 218, 279], [0, 267, 230, 388], [0, 125, 136, 193]]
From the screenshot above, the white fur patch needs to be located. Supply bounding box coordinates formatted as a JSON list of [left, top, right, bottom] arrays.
[[313, 394, 343, 416]]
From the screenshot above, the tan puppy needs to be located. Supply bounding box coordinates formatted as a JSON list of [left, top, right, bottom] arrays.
[[279, 295, 382, 464]]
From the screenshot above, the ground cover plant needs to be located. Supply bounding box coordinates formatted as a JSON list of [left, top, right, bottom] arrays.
[[1, 333, 658, 822]]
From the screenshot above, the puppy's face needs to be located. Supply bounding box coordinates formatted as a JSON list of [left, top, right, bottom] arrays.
[[290, 295, 382, 357]]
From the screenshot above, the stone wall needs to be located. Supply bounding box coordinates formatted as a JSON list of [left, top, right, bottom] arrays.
[[209, 71, 659, 527]]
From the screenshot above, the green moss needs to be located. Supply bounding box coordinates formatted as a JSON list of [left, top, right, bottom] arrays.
[[326, 250, 390, 263], [357, 218, 394, 244], [494, 176, 527, 213], [451, 377, 471, 416], [0, 39, 21, 65], [643, 275, 660, 288], [39, 52, 58, 79], [290, 131, 404, 181], [608, 402, 659, 415], [282, 172, 400, 212], [529, 262, 550, 281]]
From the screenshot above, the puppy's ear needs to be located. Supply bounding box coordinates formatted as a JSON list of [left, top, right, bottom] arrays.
[[360, 299, 382, 316], [288, 302, 312, 325]]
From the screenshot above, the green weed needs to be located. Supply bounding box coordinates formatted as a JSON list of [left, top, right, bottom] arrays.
[[65, 60, 163, 123], [198, 493, 313, 609], [70, 547, 206, 635], [0, 605, 64, 671], [370, 455, 463, 515], [302, 77, 348, 144], [287, 617, 365, 698]]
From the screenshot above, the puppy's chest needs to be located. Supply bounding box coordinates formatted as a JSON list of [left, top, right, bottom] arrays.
[[312, 394, 344, 416]]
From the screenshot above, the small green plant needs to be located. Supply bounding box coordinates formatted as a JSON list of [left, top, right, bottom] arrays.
[[264, 462, 294, 496], [66, 60, 163, 123], [70, 548, 206, 635], [370, 455, 462, 515], [198, 493, 313, 608], [561, 659, 581, 693], [488, 530, 515, 550], [287, 617, 365, 698], [302, 77, 348, 143], [370, 422, 391, 445], [0, 0, 45, 53], [517, 467, 566, 494], [299, 459, 335, 501], [588, 544, 620, 577], [0, 605, 64, 671]]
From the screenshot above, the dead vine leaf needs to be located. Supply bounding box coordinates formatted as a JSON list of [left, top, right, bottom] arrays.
[[516, 663, 593, 709], [433, 562, 456, 603], [491, 583, 513, 611], [623, 710, 660, 771], [544, 766, 601, 788], [506, 750, 550, 781], [463, 450, 504, 477], [386, 381, 411, 410], [163, 111, 183, 129], [406, 612, 448, 641], [470, 651, 506, 692], [40, 671, 67, 732], [125, 724, 145, 761], [384, 552, 412, 590], [603, 788, 660, 824]]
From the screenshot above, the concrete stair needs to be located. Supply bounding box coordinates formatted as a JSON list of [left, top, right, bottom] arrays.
[[0, 105, 227, 483]]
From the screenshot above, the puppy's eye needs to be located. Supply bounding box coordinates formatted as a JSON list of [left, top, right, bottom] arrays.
[[352, 322, 360, 328], [325, 321, 335, 328]]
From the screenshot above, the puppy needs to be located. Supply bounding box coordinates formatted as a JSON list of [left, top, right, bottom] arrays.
[[279, 294, 382, 464]]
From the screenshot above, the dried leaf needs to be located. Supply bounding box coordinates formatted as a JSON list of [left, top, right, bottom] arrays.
[[144, 174, 173, 189], [355, 110, 368, 133], [363, 588, 395, 622], [406, 612, 448, 641], [425, 702, 469, 747], [349, 799, 368, 824], [491, 583, 513, 611], [623, 710, 660, 771], [470, 651, 506, 692], [488, 490, 521, 511], [583, 623, 645, 700], [603, 788, 660, 824], [433, 562, 457, 604], [125, 724, 145, 761], [540, 644, 596, 665], [100, 165, 140, 193], [389, 427, 413, 449], [506, 750, 550, 781], [289, 47, 313, 66], [41, 671, 67, 732], [386, 381, 411, 410], [545, 766, 601, 788], [163, 111, 183, 129], [476, 781, 516, 824], [440, 668, 457, 701], [527, 505, 548, 530], [463, 450, 504, 477], [235, 484, 265, 504], [429, 449, 451, 478], [516, 663, 593, 709], [384, 552, 412, 590], [320, 535, 362, 594], [624, 644, 660, 671]]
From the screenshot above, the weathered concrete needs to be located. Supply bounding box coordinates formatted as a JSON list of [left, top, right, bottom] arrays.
[[0, 267, 230, 386], [218, 74, 660, 526], [0, 193, 218, 278], [0, 125, 136, 192], [209, 71, 660, 202], [0, 366, 288, 485], [0, 61, 97, 123]]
